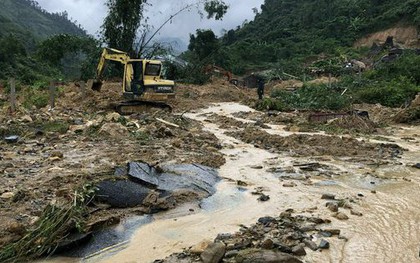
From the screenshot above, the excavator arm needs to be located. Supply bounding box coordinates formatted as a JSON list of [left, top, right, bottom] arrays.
[[90, 48, 131, 91], [95, 48, 130, 79]]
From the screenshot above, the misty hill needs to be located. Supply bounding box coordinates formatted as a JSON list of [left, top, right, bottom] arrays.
[[218, 0, 419, 73], [0, 0, 86, 44], [156, 37, 188, 55]]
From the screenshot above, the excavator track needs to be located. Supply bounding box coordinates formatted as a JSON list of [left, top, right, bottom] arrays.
[[115, 101, 172, 115]]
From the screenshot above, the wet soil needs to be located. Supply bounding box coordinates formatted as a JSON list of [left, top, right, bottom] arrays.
[[1, 79, 420, 263]]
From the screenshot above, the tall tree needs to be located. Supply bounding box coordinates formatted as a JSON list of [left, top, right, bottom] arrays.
[[188, 29, 219, 61], [101, 0, 228, 57], [101, 0, 146, 55]]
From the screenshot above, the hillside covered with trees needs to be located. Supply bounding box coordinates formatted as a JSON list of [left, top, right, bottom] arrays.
[[215, 0, 419, 73], [0, 0, 95, 84], [182, 0, 419, 113], [0, 0, 86, 44]]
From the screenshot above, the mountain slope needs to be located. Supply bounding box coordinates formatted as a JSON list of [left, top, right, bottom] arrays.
[[0, 0, 86, 42], [218, 0, 419, 73]]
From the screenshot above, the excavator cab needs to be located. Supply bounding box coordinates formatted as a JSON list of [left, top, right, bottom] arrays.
[[128, 61, 143, 95]]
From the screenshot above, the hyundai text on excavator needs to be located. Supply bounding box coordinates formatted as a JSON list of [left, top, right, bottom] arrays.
[[88, 48, 175, 115]]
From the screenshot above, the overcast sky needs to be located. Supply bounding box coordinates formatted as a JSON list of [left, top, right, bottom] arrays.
[[36, 0, 264, 44]]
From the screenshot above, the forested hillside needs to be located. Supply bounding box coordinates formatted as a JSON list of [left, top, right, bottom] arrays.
[[216, 0, 419, 73], [0, 0, 95, 83], [0, 0, 86, 44]]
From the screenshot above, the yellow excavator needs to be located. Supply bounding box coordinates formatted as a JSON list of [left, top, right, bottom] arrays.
[[88, 48, 175, 114]]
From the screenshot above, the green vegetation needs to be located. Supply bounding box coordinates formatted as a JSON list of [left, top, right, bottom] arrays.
[[257, 84, 351, 111], [39, 121, 70, 134], [0, 184, 96, 263], [0, 0, 85, 43], [215, 0, 419, 74]]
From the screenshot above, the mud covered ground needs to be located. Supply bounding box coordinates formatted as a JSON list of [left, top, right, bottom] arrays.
[[0, 79, 419, 262], [0, 80, 255, 247]]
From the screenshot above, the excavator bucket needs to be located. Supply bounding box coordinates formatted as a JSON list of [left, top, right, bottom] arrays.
[[87, 79, 103, 91]]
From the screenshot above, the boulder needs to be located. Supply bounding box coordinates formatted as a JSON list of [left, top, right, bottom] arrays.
[[190, 240, 212, 254], [99, 123, 129, 137], [334, 212, 349, 220], [201, 242, 226, 263]]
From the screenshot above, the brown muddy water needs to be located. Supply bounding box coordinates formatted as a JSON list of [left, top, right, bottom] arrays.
[[43, 102, 420, 263]]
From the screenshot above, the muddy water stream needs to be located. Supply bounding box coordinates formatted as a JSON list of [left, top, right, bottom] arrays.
[[45, 102, 420, 263]]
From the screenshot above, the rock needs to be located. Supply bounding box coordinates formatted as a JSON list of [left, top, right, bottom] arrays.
[[225, 250, 239, 258], [279, 211, 292, 218], [258, 216, 276, 225], [350, 210, 363, 216], [215, 233, 232, 241], [235, 249, 303, 263], [1, 192, 15, 199], [283, 182, 297, 187], [69, 125, 86, 133], [321, 193, 335, 200], [371, 190, 377, 194], [20, 115, 33, 122], [275, 243, 293, 254], [326, 202, 339, 212], [261, 239, 274, 249], [303, 239, 318, 251], [190, 240, 212, 254], [128, 162, 159, 187], [334, 212, 349, 220], [257, 194, 270, 202], [413, 163, 420, 169], [200, 242, 226, 263], [292, 244, 306, 256], [49, 156, 62, 162], [250, 165, 263, 169], [50, 150, 64, 159], [99, 123, 129, 137], [307, 217, 325, 224], [237, 180, 248, 186], [4, 135, 19, 143], [322, 229, 341, 236], [105, 112, 121, 122], [318, 239, 330, 249], [338, 235, 348, 241]]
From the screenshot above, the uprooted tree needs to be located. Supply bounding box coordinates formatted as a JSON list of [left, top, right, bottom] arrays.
[[101, 0, 229, 57]]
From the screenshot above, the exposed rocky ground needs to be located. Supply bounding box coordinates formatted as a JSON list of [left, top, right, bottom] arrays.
[[156, 207, 350, 263]]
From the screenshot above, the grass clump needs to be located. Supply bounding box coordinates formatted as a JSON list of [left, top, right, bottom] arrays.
[[0, 184, 96, 262], [40, 121, 69, 134]]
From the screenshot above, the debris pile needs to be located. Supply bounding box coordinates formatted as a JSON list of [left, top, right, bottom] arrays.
[[155, 210, 342, 263]]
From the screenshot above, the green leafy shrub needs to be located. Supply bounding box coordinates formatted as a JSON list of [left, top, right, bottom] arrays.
[[41, 121, 70, 134], [255, 98, 288, 111], [352, 77, 420, 107], [270, 84, 351, 111], [23, 92, 49, 109]]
